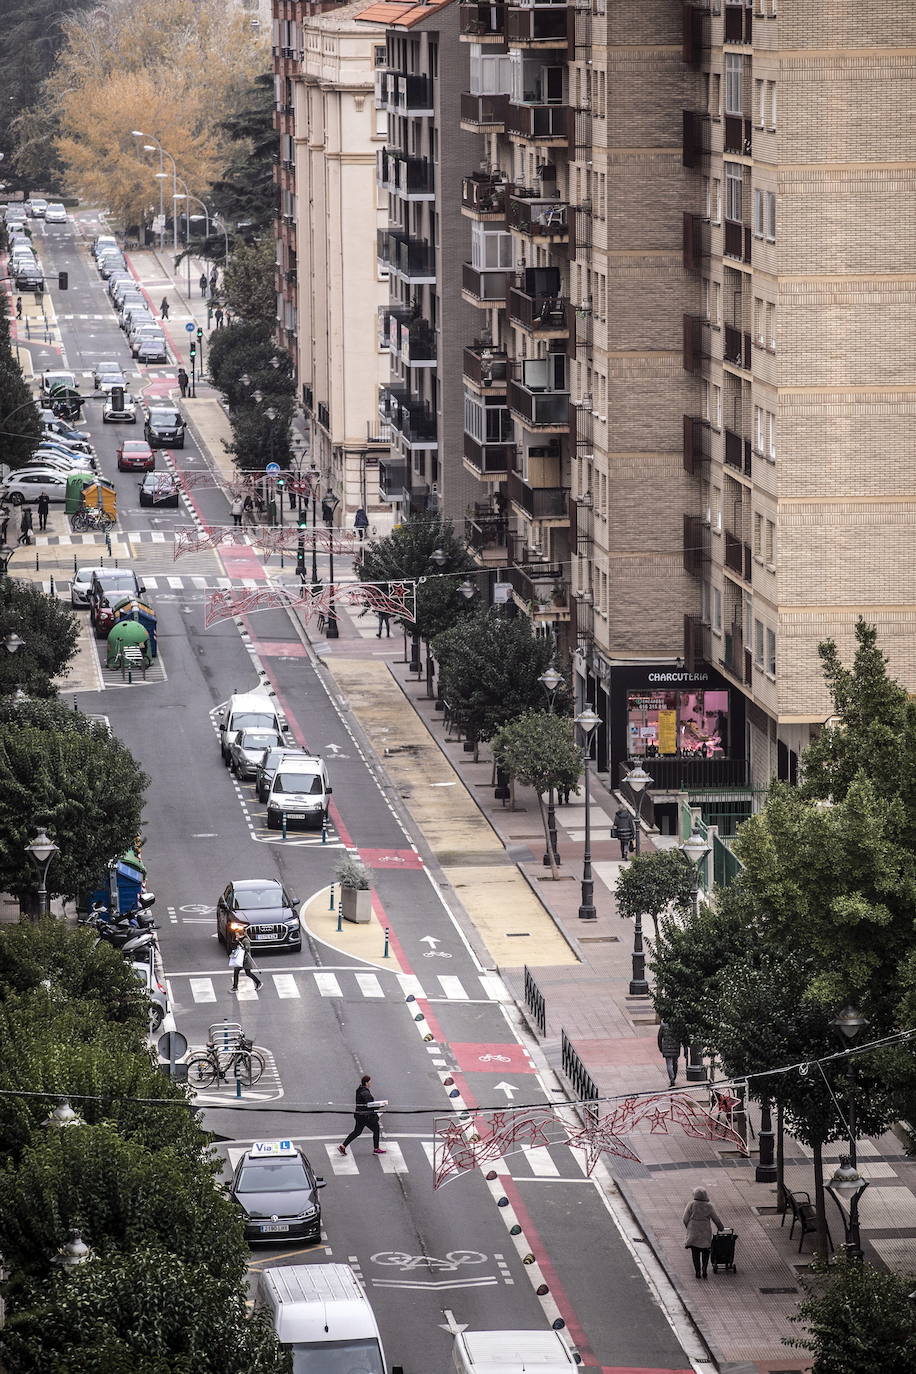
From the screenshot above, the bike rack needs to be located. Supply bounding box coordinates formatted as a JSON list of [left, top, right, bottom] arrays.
[[208, 1020, 244, 1051]]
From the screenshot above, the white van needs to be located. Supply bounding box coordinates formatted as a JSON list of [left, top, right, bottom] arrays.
[[219, 690, 287, 763], [266, 755, 331, 831], [257, 1263, 387, 1373], [452, 1329, 577, 1373]]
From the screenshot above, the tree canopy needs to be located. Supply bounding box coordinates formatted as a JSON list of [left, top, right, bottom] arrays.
[[0, 292, 42, 471], [0, 579, 79, 695], [614, 849, 695, 936], [356, 514, 476, 640], [210, 73, 277, 239], [790, 1259, 916, 1374], [433, 610, 555, 743]]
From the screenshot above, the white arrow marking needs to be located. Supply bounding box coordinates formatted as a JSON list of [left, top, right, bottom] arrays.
[[493, 1081, 519, 1100], [439, 1310, 469, 1335], [420, 935, 441, 950], [430, 781, 456, 787], [325, 742, 342, 754]]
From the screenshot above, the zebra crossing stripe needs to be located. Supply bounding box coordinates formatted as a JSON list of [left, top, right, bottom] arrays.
[[521, 1146, 560, 1178], [144, 576, 159, 590], [355, 972, 384, 999], [377, 1142, 408, 1174], [438, 975, 469, 1000], [397, 973, 425, 999], [326, 1143, 359, 1175], [189, 977, 215, 1003], [235, 981, 259, 1000], [150, 532, 166, 543], [272, 974, 300, 999], [192, 576, 207, 589], [478, 974, 508, 1001], [314, 972, 343, 998], [421, 1141, 437, 1171], [167, 576, 183, 589]]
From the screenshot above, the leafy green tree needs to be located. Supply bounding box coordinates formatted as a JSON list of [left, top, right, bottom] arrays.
[[0, 293, 42, 471], [650, 886, 754, 1049], [222, 235, 277, 327], [211, 73, 277, 239], [207, 320, 295, 471], [0, 921, 147, 1031], [0, 721, 148, 903], [356, 514, 476, 644], [0, 1245, 286, 1374], [615, 849, 695, 937], [0, 578, 79, 695], [789, 1258, 916, 1374], [492, 711, 581, 876], [433, 610, 555, 746]]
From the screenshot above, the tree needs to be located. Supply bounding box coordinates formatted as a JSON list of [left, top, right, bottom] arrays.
[[789, 1258, 916, 1374], [0, 722, 148, 903], [433, 610, 555, 746], [492, 712, 582, 876], [357, 514, 476, 643], [650, 887, 754, 1050], [207, 321, 295, 473], [0, 579, 79, 695], [222, 236, 278, 327], [615, 849, 695, 937], [0, 920, 148, 1032], [210, 74, 277, 239], [0, 292, 42, 471], [0, 1246, 285, 1374]]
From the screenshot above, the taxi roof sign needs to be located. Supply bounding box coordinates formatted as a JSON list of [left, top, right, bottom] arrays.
[[249, 1140, 297, 1158]]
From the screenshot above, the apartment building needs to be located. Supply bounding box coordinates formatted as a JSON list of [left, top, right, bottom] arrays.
[[359, 0, 481, 522]]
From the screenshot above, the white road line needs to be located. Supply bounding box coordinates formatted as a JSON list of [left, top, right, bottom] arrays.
[[217, 577, 231, 589], [396, 973, 425, 1000], [189, 977, 216, 1003], [478, 974, 509, 1001], [167, 575, 183, 589], [235, 981, 259, 1000], [227, 1147, 246, 1170], [355, 972, 384, 999], [242, 577, 258, 588], [521, 1146, 560, 1178], [325, 1143, 360, 1174], [272, 974, 300, 999], [192, 576, 207, 589], [438, 975, 469, 1000], [314, 971, 343, 998], [143, 576, 159, 590], [377, 1142, 408, 1174], [421, 1141, 437, 1171], [150, 531, 166, 543]]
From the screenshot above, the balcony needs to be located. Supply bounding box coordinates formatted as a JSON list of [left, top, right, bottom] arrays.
[[682, 109, 711, 167], [724, 530, 753, 583], [724, 2, 752, 44], [507, 193, 569, 240], [508, 288, 569, 337], [683, 3, 711, 66], [462, 262, 509, 306], [384, 71, 434, 116], [724, 115, 752, 155], [466, 510, 510, 555], [392, 317, 436, 367], [377, 147, 435, 200], [378, 230, 436, 283], [379, 460, 410, 503], [724, 427, 753, 477], [459, 0, 506, 40], [684, 613, 712, 672], [508, 379, 569, 430], [464, 433, 514, 476], [460, 92, 509, 132], [507, 471, 568, 520], [723, 324, 751, 370], [683, 514, 710, 575], [683, 415, 711, 474], [506, 1, 569, 48], [723, 627, 753, 686], [682, 212, 711, 273], [463, 344, 509, 391], [683, 314, 711, 375], [462, 173, 508, 219], [506, 563, 569, 617], [724, 218, 752, 264], [506, 102, 570, 145], [381, 389, 438, 448]]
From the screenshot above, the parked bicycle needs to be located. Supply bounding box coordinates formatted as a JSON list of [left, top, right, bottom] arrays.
[[71, 507, 114, 532], [185, 1033, 265, 1088]]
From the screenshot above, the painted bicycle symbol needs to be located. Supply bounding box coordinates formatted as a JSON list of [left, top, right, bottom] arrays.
[[478, 1054, 511, 1064], [371, 1250, 487, 1272], [422, 950, 453, 959], [180, 903, 215, 915]]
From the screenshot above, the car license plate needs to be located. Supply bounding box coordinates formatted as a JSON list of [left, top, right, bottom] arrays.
[[259, 1223, 289, 1234], [288, 813, 305, 820], [252, 932, 276, 941]]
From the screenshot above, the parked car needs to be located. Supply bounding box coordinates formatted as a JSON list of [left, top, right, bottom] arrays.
[[89, 569, 147, 637], [37, 412, 90, 443], [44, 203, 67, 224], [102, 391, 138, 423], [131, 956, 169, 1032], [138, 472, 179, 507], [266, 757, 332, 832], [93, 362, 125, 389], [26, 198, 48, 218], [117, 440, 155, 472], [144, 407, 185, 449], [13, 265, 43, 292], [136, 337, 168, 364], [229, 1141, 325, 1245], [0, 469, 70, 505], [40, 429, 94, 457], [41, 369, 77, 398], [216, 878, 302, 952], [70, 565, 107, 608], [254, 748, 312, 805], [228, 728, 284, 780], [131, 327, 167, 358], [95, 370, 127, 395], [4, 205, 28, 225], [28, 452, 94, 474], [92, 234, 118, 259]]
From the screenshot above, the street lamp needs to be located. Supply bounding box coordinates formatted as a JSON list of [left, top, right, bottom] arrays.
[[4, 631, 24, 654], [826, 1156, 869, 1260], [831, 1004, 868, 1168], [25, 828, 59, 918], [623, 762, 654, 996], [680, 827, 711, 1080], [458, 579, 477, 600], [134, 131, 179, 251], [52, 1229, 92, 1269], [538, 667, 564, 868], [574, 705, 600, 920], [325, 489, 340, 640], [43, 1096, 84, 1130], [0, 545, 16, 577]]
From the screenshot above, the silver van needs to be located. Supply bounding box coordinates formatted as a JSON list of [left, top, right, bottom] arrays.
[[266, 756, 331, 831]]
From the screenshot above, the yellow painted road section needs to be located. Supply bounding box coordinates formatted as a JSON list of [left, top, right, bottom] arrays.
[[326, 659, 576, 968], [302, 885, 395, 971]]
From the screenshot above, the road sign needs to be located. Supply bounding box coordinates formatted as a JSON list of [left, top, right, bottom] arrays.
[[157, 1030, 188, 1061], [265, 462, 281, 476], [185, 322, 196, 334]]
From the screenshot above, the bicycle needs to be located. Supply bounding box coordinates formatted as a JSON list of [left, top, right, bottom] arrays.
[[185, 1034, 265, 1088], [72, 508, 114, 532]]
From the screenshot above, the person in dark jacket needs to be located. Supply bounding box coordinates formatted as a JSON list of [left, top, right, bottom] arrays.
[[338, 1074, 386, 1155], [354, 507, 369, 540], [230, 932, 262, 992], [36, 492, 50, 531], [657, 1022, 685, 1087], [614, 805, 635, 859], [17, 507, 33, 545], [160, 296, 170, 319], [177, 367, 189, 398], [682, 1187, 724, 1278]]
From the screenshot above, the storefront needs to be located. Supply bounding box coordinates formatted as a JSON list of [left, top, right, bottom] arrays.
[[608, 663, 745, 786]]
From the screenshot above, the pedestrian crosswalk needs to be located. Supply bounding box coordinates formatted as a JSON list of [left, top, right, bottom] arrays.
[[176, 969, 497, 1006], [43, 573, 265, 597]]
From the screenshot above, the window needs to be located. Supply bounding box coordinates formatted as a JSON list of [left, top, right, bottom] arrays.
[[754, 79, 765, 127], [710, 72, 721, 118], [753, 188, 764, 237], [765, 301, 775, 350], [702, 277, 711, 320], [712, 485, 722, 532], [711, 383, 722, 429], [724, 55, 743, 116], [766, 410, 777, 459], [702, 378, 710, 421], [701, 581, 711, 622], [712, 586, 723, 633], [766, 81, 777, 128], [712, 280, 721, 325], [753, 512, 762, 557], [766, 628, 776, 676], [471, 223, 513, 269], [754, 404, 765, 451], [765, 518, 775, 565], [765, 191, 777, 240], [754, 618, 764, 668], [753, 296, 764, 344], [725, 165, 742, 221], [711, 177, 722, 223]]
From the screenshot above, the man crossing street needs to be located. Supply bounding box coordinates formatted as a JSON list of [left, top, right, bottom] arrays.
[[338, 1074, 386, 1155]]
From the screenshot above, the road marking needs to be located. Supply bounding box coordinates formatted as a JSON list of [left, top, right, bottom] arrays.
[[521, 1146, 561, 1177], [189, 977, 216, 1003], [325, 1143, 359, 1175], [273, 974, 300, 999], [151, 531, 166, 543], [438, 975, 469, 1000], [421, 1141, 437, 1171], [167, 575, 183, 589], [354, 972, 384, 998], [235, 982, 259, 1000], [478, 974, 509, 1001], [144, 577, 159, 589], [397, 973, 425, 999], [378, 1142, 408, 1174], [314, 971, 343, 998]]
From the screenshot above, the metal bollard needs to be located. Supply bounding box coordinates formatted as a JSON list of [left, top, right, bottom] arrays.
[[127, 668, 133, 684], [336, 906, 343, 933], [235, 1058, 243, 1099], [281, 812, 287, 841], [383, 927, 390, 959], [73, 554, 77, 575], [321, 816, 328, 844], [35, 549, 39, 571], [49, 575, 55, 597], [105, 531, 112, 556], [328, 883, 335, 911]]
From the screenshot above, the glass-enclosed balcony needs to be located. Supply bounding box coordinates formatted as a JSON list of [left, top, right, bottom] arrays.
[[507, 194, 569, 241]]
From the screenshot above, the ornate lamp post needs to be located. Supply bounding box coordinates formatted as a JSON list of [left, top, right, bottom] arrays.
[[25, 828, 59, 919], [538, 666, 564, 867], [680, 828, 711, 1079], [574, 705, 601, 920], [826, 1156, 869, 1260], [623, 762, 653, 995], [52, 1229, 92, 1269], [831, 1004, 868, 1168]]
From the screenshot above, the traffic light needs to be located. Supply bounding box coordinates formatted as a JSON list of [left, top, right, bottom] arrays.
[[189, 342, 197, 360], [196, 327, 203, 342], [276, 477, 285, 489], [57, 271, 68, 291]]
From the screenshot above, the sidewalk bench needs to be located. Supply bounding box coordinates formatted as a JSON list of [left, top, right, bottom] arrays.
[[782, 1189, 832, 1252]]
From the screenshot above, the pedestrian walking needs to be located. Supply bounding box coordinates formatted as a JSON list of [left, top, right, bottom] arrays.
[[682, 1187, 724, 1279], [338, 1074, 386, 1155], [199, 272, 208, 298], [230, 496, 244, 527], [17, 507, 33, 545], [177, 367, 189, 398], [242, 493, 255, 525], [354, 507, 369, 541], [376, 610, 391, 638], [228, 932, 262, 993], [613, 805, 636, 859], [209, 268, 218, 295], [15, 296, 22, 320], [36, 492, 50, 532], [657, 1022, 685, 1087], [214, 306, 224, 328], [160, 296, 170, 319]]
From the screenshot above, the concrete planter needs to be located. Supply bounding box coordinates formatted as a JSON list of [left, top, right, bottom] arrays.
[[341, 886, 372, 924]]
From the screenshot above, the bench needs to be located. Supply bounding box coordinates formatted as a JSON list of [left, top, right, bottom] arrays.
[[119, 646, 148, 680], [782, 1188, 833, 1253]]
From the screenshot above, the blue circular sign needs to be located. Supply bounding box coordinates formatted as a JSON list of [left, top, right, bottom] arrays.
[[265, 462, 281, 476], [184, 322, 196, 333]]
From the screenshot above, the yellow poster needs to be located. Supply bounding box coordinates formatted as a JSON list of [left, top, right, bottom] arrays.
[[658, 710, 677, 755]]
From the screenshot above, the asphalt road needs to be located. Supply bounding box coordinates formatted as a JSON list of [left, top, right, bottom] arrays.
[[24, 215, 696, 1374]]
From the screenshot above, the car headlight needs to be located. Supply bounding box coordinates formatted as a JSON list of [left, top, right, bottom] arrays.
[[287, 917, 300, 928], [296, 1207, 317, 1220]]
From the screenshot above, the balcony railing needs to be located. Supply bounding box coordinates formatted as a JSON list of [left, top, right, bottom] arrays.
[[379, 460, 409, 503], [506, 562, 568, 613], [724, 218, 752, 264], [385, 71, 433, 114], [508, 288, 569, 335], [378, 230, 436, 282], [506, 102, 570, 143], [507, 471, 568, 519], [462, 174, 508, 218], [459, 0, 506, 39], [724, 427, 753, 477], [683, 514, 710, 574], [460, 92, 509, 131], [683, 314, 711, 375], [464, 435, 514, 475], [682, 109, 711, 166], [508, 380, 570, 430], [392, 317, 436, 366], [683, 3, 711, 66], [683, 415, 711, 474], [462, 263, 509, 304], [724, 531, 753, 583], [508, 194, 569, 238], [723, 323, 751, 370], [463, 345, 509, 389], [724, 2, 752, 44], [466, 511, 510, 551], [384, 392, 438, 446], [634, 755, 750, 791], [378, 148, 435, 199], [506, 2, 569, 46], [682, 212, 711, 273], [723, 628, 753, 685], [724, 114, 752, 155], [684, 613, 712, 671]]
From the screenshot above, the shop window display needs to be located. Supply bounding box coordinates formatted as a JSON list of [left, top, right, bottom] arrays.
[[626, 688, 729, 759]]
